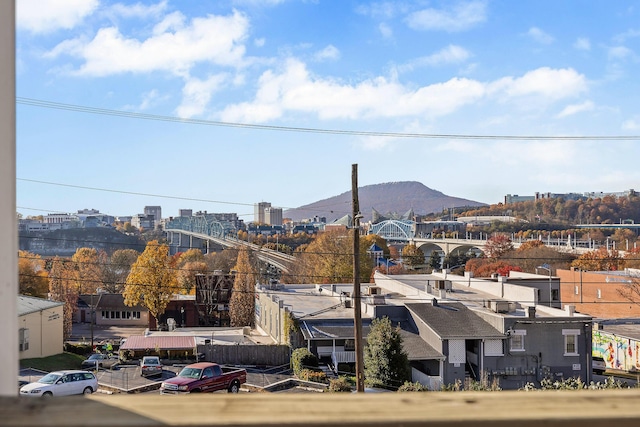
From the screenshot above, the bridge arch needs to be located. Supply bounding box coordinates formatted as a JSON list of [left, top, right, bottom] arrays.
[[368, 220, 414, 241]]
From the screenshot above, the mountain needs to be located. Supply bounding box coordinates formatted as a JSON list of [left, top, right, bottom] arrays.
[[284, 181, 487, 223]]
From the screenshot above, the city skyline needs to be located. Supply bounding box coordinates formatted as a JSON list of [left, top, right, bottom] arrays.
[[16, 1, 640, 219]]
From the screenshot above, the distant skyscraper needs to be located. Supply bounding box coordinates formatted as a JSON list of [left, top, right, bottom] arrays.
[[179, 209, 193, 217], [144, 206, 162, 222], [254, 202, 271, 224], [265, 207, 283, 226]]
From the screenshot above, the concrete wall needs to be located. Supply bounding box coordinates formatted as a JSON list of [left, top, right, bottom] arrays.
[[255, 291, 286, 344], [18, 305, 64, 359]]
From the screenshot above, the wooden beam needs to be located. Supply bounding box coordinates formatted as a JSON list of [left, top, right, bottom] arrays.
[[4, 389, 640, 426]]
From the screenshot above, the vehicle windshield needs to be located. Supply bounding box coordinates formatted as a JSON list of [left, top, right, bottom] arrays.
[[144, 357, 159, 364], [88, 354, 101, 360], [179, 367, 202, 379], [38, 373, 62, 384]]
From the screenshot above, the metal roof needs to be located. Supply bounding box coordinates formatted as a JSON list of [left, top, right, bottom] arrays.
[[18, 295, 64, 316], [120, 335, 196, 351]]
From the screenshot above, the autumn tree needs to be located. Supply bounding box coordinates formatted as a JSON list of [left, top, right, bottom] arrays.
[[293, 229, 373, 284], [229, 247, 256, 327], [484, 235, 514, 259], [503, 245, 575, 274], [18, 250, 49, 298], [571, 247, 624, 271], [71, 248, 105, 294], [364, 316, 411, 390], [123, 240, 179, 327], [48, 257, 78, 340], [401, 244, 425, 269], [101, 249, 139, 293], [178, 261, 209, 294]]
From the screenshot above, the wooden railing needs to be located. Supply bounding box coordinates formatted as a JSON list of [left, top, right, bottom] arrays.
[[4, 389, 640, 426]]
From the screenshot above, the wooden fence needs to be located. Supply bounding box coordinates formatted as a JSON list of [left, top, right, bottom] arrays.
[[198, 344, 290, 366]]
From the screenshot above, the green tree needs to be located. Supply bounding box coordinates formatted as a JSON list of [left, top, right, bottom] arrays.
[[428, 250, 442, 271], [123, 240, 178, 326], [229, 247, 256, 327], [364, 317, 411, 390]]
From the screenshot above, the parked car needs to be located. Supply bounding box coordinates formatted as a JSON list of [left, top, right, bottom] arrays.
[[140, 356, 163, 377], [160, 362, 247, 394], [81, 353, 120, 370], [20, 370, 98, 397], [592, 355, 607, 375]]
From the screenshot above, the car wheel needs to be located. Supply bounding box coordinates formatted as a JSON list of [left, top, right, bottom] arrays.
[[228, 381, 240, 393], [83, 387, 94, 395], [42, 392, 53, 398]]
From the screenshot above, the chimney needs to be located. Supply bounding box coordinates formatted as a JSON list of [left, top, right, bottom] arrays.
[[431, 298, 438, 307], [565, 305, 575, 317]]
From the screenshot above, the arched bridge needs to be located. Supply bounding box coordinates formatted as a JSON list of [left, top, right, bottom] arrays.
[[369, 219, 597, 256]]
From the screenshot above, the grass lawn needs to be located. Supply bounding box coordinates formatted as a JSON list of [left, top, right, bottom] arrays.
[[20, 352, 86, 372]]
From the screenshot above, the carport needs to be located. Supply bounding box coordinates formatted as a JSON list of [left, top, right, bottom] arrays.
[[119, 335, 198, 363]]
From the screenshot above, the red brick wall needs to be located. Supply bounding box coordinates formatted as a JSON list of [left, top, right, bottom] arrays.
[[558, 268, 640, 318]]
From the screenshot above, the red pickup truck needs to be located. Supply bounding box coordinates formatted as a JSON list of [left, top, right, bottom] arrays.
[[160, 362, 247, 394]]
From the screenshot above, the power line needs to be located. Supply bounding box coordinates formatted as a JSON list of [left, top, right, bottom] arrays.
[[16, 97, 640, 141]]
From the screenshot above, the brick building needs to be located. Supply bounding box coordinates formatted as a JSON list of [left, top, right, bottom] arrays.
[[558, 268, 640, 318]]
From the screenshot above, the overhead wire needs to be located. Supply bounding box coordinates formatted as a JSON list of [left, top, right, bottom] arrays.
[[16, 97, 640, 141]]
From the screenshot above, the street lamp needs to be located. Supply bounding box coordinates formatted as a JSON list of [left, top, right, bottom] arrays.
[[536, 264, 553, 307]]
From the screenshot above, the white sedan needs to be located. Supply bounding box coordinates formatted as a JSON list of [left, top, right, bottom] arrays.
[[20, 370, 98, 397]]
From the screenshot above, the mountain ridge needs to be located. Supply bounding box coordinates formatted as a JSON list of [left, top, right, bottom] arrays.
[[284, 181, 487, 223]]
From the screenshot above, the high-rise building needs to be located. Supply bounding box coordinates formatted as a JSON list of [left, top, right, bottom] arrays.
[[254, 202, 271, 224], [265, 207, 283, 226], [144, 206, 162, 222]]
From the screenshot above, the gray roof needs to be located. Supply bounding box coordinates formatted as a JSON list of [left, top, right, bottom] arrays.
[[301, 319, 444, 361], [406, 302, 504, 340], [18, 295, 64, 316]]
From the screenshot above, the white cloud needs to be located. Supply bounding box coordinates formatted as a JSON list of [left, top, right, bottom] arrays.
[[527, 27, 554, 44], [574, 37, 591, 51], [614, 29, 640, 43], [219, 61, 588, 124], [46, 10, 249, 77], [138, 89, 160, 110], [406, 1, 487, 32], [488, 67, 587, 101], [379, 23, 393, 39], [176, 74, 228, 118], [314, 45, 340, 62], [398, 45, 471, 72], [17, 0, 99, 33], [608, 46, 635, 61], [556, 101, 595, 118], [109, 1, 168, 19], [254, 38, 266, 47], [622, 118, 640, 130], [355, 2, 409, 19]]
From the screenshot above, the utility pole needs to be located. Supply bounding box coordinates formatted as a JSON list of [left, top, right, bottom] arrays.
[[352, 164, 365, 393]]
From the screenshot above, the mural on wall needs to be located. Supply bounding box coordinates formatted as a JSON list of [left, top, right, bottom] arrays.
[[593, 330, 640, 372]]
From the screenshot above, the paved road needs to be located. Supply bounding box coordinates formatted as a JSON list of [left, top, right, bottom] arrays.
[[70, 323, 146, 345]]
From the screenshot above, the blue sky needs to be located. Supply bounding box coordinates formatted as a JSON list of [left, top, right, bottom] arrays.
[[15, 0, 640, 220]]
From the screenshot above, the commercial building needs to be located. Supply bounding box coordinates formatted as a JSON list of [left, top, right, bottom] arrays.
[[18, 295, 64, 359]]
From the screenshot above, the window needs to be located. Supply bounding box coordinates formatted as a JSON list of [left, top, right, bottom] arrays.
[[551, 289, 559, 301], [597, 289, 602, 299], [575, 286, 579, 295], [563, 329, 580, 356], [509, 330, 526, 352]]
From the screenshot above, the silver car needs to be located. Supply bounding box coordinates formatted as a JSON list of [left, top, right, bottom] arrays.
[[20, 370, 98, 397], [140, 356, 163, 377]]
